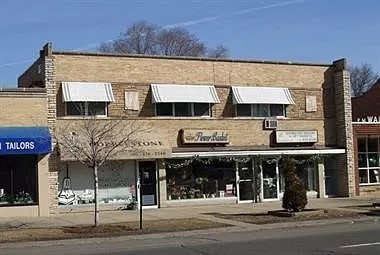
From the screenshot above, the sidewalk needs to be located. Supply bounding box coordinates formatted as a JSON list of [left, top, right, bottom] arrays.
[[0, 197, 378, 229]]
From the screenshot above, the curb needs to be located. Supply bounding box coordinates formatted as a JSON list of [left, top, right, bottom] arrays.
[[0, 216, 378, 249]]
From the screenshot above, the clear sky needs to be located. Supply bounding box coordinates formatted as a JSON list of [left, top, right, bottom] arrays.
[[0, 0, 379, 87]]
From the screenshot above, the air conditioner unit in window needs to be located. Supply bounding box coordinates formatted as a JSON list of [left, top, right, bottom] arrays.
[[264, 118, 278, 130]]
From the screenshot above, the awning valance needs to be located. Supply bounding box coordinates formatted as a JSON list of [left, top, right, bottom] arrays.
[[151, 84, 220, 103], [232, 86, 295, 105], [62, 82, 115, 102], [0, 127, 52, 155]]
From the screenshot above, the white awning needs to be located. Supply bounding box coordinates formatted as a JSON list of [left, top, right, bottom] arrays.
[[232, 86, 295, 104], [151, 84, 220, 103], [62, 82, 115, 102]]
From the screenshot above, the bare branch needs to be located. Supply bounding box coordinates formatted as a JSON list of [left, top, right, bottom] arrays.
[[207, 44, 229, 59], [350, 63, 380, 97], [98, 20, 220, 58]]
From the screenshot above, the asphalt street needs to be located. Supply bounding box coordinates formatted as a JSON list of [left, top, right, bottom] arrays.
[[1, 220, 380, 255]]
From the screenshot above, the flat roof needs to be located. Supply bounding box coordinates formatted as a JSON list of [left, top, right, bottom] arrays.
[[52, 50, 332, 67], [0, 87, 46, 96]]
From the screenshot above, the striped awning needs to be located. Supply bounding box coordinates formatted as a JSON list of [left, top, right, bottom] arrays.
[[62, 82, 115, 102], [151, 84, 220, 103], [232, 86, 295, 104]]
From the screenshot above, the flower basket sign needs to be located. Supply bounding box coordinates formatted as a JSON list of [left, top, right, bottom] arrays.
[[181, 129, 229, 144]]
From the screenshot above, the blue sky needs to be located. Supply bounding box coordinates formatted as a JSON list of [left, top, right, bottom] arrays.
[[0, 0, 379, 87]]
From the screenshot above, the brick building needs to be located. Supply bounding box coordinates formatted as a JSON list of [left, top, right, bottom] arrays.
[[10, 43, 354, 215], [0, 88, 51, 217], [352, 79, 380, 197]]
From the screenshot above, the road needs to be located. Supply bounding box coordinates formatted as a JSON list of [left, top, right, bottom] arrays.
[[1, 221, 380, 255]]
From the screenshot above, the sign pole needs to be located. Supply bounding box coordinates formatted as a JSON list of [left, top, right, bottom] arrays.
[[139, 170, 143, 230]]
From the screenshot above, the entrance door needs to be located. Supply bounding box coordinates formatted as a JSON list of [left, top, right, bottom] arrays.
[[324, 168, 336, 197], [237, 161, 253, 203], [138, 161, 157, 206], [262, 161, 279, 200]]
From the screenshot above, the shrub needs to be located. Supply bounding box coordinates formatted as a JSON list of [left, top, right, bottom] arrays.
[[282, 157, 307, 212]]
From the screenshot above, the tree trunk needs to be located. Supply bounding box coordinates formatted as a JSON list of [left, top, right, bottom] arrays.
[[94, 165, 99, 227]]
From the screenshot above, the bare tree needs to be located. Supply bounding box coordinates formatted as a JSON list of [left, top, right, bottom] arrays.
[[98, 20, 227, 58], [56, 117, 148, 227], [350, 63, 379, 97], [100, 21, 158, 54], [207, 44, 229, 59], [156, 27, 206, 57]]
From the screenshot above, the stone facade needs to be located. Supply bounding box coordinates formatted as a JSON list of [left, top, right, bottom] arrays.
[[332, 59, 355, 196]]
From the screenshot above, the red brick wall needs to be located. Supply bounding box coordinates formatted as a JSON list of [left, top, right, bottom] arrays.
[[353, 124, 380, 196], [352, 80, 380, 121]]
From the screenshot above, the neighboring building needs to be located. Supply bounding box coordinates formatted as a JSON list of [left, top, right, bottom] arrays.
[[13, 43, 353, 215], [352, 79, 380, 197], [0, 88, 52, 217]]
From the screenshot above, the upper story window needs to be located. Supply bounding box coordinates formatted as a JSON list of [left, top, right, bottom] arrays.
[[62, 82, 115, 117], [66, 102, 107, 116], [151, 84, 220, 118], [236, 104, 286, 117], [232, 86, 294, 118], [358, 136, 380, 185], [156, 103, 211, 117]]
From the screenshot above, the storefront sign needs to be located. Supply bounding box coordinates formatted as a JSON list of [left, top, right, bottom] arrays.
[[276, 130, 318, 143], [181, 129, 229, 144], [60, 139, 171, 160], [0, 127, 52, 155], [356, 116, 380, 123]]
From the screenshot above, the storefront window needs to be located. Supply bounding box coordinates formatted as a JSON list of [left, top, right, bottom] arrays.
[[357, 136, 380, 184], [295, 158, 317, 191], [58, 161, 136, 206], [278, 157, 317, 195], [0, 155, 38, 206], [166, 159, 236, 200]]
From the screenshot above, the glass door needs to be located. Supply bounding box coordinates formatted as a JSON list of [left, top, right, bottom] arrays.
[[237, 161, 254, 203], [262, 161, 279, 200], [138, 161, 157, 206]]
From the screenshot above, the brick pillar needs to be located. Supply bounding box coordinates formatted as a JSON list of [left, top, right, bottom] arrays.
[[333, 59, 355, 197], [41, 43, 59, 213]]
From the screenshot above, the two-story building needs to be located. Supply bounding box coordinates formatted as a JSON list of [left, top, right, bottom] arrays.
[[15, 43, 354, 215], [352, 79, 380, 197]]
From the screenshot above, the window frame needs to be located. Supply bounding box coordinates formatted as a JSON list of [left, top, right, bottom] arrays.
[[235, 104, 286, 117], [155, 103, 211, 117], [65, 102, 108, 117], [357, 136, 380, 185]]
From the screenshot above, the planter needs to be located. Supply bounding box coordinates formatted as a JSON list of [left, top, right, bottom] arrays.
[[268, 209, 327, 217]]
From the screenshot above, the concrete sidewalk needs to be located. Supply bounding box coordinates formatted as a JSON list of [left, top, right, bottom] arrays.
[[0, 197, 378, 229]]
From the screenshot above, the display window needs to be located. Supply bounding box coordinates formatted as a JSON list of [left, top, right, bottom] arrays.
[[166, 159, 236, 200], [0, 155, 38, 206], [357, 136, 380, 184]]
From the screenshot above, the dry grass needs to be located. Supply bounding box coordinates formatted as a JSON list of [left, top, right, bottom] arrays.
[[207, 209, 362, 225], [0, 218, 229, 243]]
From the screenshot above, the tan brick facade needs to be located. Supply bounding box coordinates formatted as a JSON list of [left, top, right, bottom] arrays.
[[0, 90, 47, 126], [0, 88, 51, 217], [16, 43, 355, 213]]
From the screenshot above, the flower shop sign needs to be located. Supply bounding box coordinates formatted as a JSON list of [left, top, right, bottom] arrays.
[[181, 129, 229, 144], [276, 130, 318, 144]]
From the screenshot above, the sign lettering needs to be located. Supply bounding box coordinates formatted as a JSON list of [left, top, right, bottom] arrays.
[[181, 129, 229, 144], [0, 140, 45, 154], [356, 116, 380, 123], [276, 130, 318, 143]]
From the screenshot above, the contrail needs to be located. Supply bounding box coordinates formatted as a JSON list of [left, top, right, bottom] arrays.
[[0, 59, 33, 67], [163, 0, 307, 29], [76, 0, 307, 51]]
